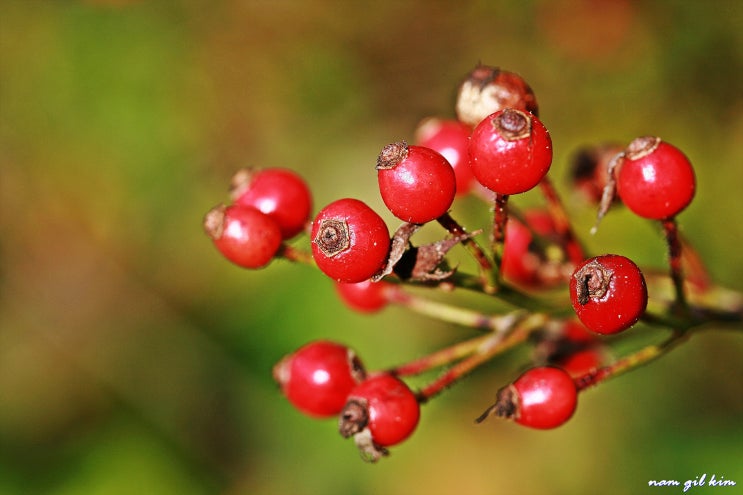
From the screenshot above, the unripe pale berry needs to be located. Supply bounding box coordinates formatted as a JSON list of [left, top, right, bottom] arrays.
[[456, 64, 539, 127]]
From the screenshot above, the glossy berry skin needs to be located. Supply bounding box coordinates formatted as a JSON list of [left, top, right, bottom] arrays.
[[415, 118, 476, 196], [616, 137, 695, 220], [469, 109, 552, 195], [456, 64, 539, 127], [335, 279, 394, 313], [570, 254, 648, 335], [311, 198, 390, 283], [203, 204, 282, 269], [376, 142, 456, 224], [231, 167, 312, 239], [340, 373, 420, 447], [273, 340, 365, 418], [511, 367, 577, 429]]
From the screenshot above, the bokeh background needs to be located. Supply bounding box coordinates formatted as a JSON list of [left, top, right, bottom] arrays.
[[1, 1, 742, 494]]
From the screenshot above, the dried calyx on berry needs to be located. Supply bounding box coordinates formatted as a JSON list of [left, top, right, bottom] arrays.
[[310, 198, 391, 283], [338, 374, 420, 462], [476, 366, 577, 430], [569, 254, 648, 335], [455, 64, 539, 127], [592, 136, 696, 232], [203, 203, 283, 269], [376, 141, 456, 224], [468, 108, 553, 195], [573, 258, 614, 305]]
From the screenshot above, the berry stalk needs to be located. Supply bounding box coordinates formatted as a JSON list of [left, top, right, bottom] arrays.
[[492, 193, 509, 268], [574, 330, 688, 392], [415, 312, 548, 402], [277, 244, 315, 265], [437, 212, 498, 292], [538, 176, 585, 261], [662, 218, 688, 311], [386, 289, 519, 332]]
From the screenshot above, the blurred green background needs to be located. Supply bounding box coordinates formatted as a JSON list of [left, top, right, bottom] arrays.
[[1, 1, 742, 494]]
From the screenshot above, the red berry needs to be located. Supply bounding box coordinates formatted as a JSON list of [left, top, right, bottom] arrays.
[[203, 204, 282, 269], [476, 366, 577, 430], [555, 348, 605, 379], [512, 367, 577, 429], [469, 109, 553, 195], [501, 213, 543, 287], [456, 64, 539, 127], [311, 198, 390, 283], [569, 254, 648, 335], [273, 340, 365, 418], [335, 279, 394, 313], [339, 373, 420, 451], [616, 136, 696, 220], [230, 167, 312, 239], [414, 118, 476, 196], [376, 142, 456, 224], [561, 318, 602, 345]]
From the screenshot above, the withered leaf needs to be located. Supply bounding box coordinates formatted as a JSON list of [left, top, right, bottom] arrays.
[[373, 222, 479, 282]]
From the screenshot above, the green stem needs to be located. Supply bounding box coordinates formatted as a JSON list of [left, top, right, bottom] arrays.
[[277, 244, 315, 265], [574, 330, 688, 391], [437, 212, 498, 293], [386, 288, 523, 331], [539, 176, 587, 263], [389, 333, 494, 377], [417, 313, 548, 401]]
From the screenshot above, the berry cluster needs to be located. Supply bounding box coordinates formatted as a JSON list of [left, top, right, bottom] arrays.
[[204, 64, 740, 462]]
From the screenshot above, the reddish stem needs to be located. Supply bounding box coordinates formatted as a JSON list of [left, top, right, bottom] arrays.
[[415, 313, 547, 402], [388, 310, 532, 379], [390, 333, 493, 377], [662, 218, 688, 311], [539, 177, 586, 262], [492, 193, 509, 268], [678, 233, 712, 291]]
